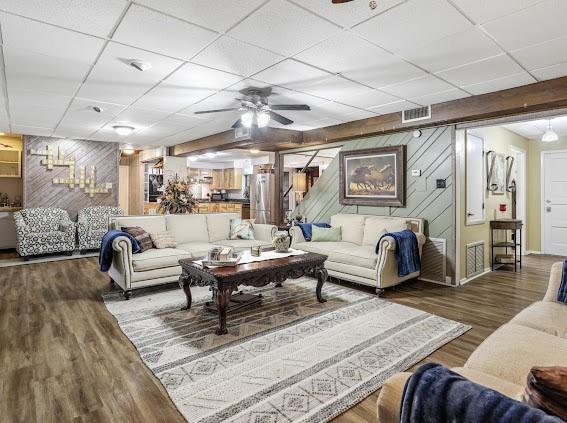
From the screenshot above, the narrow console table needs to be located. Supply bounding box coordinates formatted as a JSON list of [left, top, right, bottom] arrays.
[[490, 219, 523, 272]]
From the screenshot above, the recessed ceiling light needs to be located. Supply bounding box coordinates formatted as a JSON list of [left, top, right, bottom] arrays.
[[129, 60, 152, 72], [113, 125, 135, 136], [92, 106, 103, 113], [250, 149, 260, 154]]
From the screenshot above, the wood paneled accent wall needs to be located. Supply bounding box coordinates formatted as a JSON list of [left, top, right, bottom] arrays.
[[23, 136, 119, 219], [292, 126, 456, 282]]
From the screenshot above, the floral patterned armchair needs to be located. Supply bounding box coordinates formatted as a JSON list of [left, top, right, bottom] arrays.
[[13, 207, 76, 259], [77, 206, 124, 253]]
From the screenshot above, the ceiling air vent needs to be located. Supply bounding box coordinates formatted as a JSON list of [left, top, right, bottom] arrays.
[[234, 126, 251, 140], [402, 105, 431, 123]]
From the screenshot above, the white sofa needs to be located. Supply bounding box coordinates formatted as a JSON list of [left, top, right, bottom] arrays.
[[290, 214, 425, 295], [106, 213, 276, 298]]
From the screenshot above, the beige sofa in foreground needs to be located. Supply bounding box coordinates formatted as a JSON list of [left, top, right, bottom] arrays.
[[376, 261, 567, 422], [290, 214, 426, 295], [106, 213, 276, 298]]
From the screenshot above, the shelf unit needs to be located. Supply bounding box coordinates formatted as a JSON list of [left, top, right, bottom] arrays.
[[0, 148, 21, 177], [490, 219, 523, 272]]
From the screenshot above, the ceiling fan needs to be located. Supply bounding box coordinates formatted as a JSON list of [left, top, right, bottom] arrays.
[[194, 87, 311, 129]]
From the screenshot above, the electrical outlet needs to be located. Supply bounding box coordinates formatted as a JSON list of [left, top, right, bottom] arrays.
[[411, 169, 421, 177], [436, 179, 447, 189]]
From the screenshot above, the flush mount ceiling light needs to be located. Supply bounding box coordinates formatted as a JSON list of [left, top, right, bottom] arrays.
[[187, 156, 197, 162], [113, 125, 135, 136], [205, 152, 216, 158], [249, 149, 260, 154], [122, 145, 134, 155], [129, 60, 152, 72], [541, 120, 558, 142]]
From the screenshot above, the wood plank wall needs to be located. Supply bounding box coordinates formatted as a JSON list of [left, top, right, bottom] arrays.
[[292, 126, 456, 281], [23, 136, 119, 219]]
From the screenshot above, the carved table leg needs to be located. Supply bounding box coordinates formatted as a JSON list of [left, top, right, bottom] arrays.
[[179, 271, 192, 310], [214, 287, 232, 335], [316, 268, 328, 303]]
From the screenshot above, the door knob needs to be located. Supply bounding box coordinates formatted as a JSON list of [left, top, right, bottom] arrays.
[[546, 206, 551, 212]]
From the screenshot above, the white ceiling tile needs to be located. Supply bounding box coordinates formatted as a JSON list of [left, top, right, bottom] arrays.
[[400, 27, 502, 73], [462, 72, 536, 95], [59, 98, 126, 127], [532, 63, 567, 81], [78, 42, 183, 105], [134, 85, 216, 113], [292, 0, 406, 29], [110, 107, 171, 130], [437, 54, 524, 87], [10, 125, 53, 137], [253, 59, 332, 87], [335, 89, 400, 109], [367, 100, 419, 115], [381, 75, 455, 101], [0, 12, 105, 63], [287, 75, 372, 103], [0, 0, 127, 37], [180, 90, 241, 117], [512, 35, 567, 71], [294, 31, 392, 74], [167, 63, 243, 90], [135, 0, 265, 32], [228, 0, 340, 57], [112, 5, 218, 60], [483, 0, 567, 51], [10, 103, 63, 128], [450, 0, 544, 24], [502, 122, 544, 139], [342, 55, 425, 89], [52, 125, 100, 139], [412, 88, 470, 106], [353, 0, 472, 52], [4, 47, 91, 96], [192, 36, 284, 77]]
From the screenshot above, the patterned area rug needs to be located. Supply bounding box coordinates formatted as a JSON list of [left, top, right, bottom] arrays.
[[103, 278, 470, 423]]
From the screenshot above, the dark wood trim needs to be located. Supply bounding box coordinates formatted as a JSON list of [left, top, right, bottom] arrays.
[[274, 152, 282, 225], [339, 146, 406, 207]]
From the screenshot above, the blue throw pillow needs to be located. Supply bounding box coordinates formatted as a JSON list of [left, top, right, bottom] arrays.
[[297, 222, 330, 240]]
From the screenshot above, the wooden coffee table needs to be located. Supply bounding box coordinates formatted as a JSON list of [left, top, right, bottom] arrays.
[[178, 252, 328, 335]]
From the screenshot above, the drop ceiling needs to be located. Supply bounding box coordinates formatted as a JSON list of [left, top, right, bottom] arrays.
[[503, 115, 567, 139], [0, 0, 566, 147]]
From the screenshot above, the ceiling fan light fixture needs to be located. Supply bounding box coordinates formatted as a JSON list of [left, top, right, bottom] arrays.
[[256, 110, 270, 128], [241, 110, 254, 128], [542, 120, 558, 142], [113, 125, 135, 136]]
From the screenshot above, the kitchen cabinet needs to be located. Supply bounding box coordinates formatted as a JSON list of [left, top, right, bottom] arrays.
[[0, 148, 21, 177], [209, 168, 243, 190], [195, 202, 243, 216]]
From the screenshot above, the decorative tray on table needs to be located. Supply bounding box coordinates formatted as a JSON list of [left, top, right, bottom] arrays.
[[200, 247, 243, 268]]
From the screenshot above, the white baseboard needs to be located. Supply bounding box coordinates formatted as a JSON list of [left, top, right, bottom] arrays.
[[525, 250, 542, 255], [459, 267, 491, 285]]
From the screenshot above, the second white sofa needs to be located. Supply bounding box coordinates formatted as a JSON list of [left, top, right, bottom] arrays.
[[106, 213, 276, 298]]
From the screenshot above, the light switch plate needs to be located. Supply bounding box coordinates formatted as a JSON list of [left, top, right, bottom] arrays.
[[411, 169, 421, 177]]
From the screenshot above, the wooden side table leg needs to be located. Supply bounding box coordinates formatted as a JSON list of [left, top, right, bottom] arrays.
[[179, 271, 192, 310], [215, 287, 232, 335], [316, 268, 328, 303]]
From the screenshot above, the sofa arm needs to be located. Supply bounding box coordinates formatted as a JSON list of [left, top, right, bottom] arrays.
[[543, 261, 564, 303], [377, 372, 411, 423], [109, 236, 135, 289], [289, 226, 306, 246], [252, 223, 276, 242]]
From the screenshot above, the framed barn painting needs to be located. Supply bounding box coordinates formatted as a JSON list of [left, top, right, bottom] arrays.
[[339, 145, 406, 207]]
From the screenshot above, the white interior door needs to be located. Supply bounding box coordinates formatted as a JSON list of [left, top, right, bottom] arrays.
[[542, 150, 567, 256], [465, 132, 485, 225], [510, 147, 526, 253]]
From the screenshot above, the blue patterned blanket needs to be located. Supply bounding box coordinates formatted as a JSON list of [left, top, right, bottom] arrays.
[[377, 229, 420, 277], [557, 259, 567, 303], [99, 230, 140, 272]]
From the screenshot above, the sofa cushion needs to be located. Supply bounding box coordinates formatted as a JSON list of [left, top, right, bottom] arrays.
[[465, 323, 567, 386], [165, 214, 209, 243], [451, 367, 524, 400], [113, 216, 166, 234], [510, 301, 567, 339], [295, 241, 378, 269], [131, 248, 191, 271], [177, 242, 216, 258], [330, 214, 365, 245], [206, 213, 240, 242], [363, 217, 407, 246]]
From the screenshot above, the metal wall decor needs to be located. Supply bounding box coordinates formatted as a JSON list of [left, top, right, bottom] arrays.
[[30, 145, 113, 198]]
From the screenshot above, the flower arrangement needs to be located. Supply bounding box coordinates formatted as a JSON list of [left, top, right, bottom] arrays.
[[158, 174, 197, 214]]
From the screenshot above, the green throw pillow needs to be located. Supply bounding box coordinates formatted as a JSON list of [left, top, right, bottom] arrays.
[[311, 225, 341, 242]]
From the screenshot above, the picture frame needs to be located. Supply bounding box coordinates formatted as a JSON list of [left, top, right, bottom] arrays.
[[339, 145, 406, 207]]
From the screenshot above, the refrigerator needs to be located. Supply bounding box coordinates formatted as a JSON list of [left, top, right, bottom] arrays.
[[250, 174, 276, 224]]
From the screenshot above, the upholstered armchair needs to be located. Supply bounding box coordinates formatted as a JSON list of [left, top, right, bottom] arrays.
[[13, 207, 76, 259], [77, 206, 124, 253]]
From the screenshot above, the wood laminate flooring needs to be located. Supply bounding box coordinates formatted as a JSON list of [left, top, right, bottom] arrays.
[[0, 254, 561, 422]]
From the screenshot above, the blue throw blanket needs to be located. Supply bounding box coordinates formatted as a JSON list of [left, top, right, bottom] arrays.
[[557, 258, 567, 303], [401, 363, 563, 423], [377, 229, 420, 277], [297, 222, 330, 240], [99, 230, 140, 272]]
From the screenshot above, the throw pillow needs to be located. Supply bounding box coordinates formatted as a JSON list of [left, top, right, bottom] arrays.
[[311, 225, 342, 242], [229, 219, 255, 240], [297, 222, 331, 241], [121, 226, 153, 252], [149, 231, 177, 249], [524, 366, 567, 420]]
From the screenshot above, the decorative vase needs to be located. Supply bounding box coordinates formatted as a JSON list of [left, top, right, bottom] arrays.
[[272, 231, 291, 253]]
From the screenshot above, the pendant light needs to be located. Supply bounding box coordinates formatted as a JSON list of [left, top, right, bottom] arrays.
[[541, 120, 558, 142]]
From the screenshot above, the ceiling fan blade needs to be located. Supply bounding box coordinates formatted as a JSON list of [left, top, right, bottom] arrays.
[[270, 104, 311, 111], [269, 111, 293, 125], [194, 108, 239, 114], [231, 119, 242, 129]]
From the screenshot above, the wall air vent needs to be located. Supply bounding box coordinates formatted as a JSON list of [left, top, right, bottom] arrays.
[[419, 237, 449, 285], [402, 105, 431, 123], [234, 126, 251, 140]]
